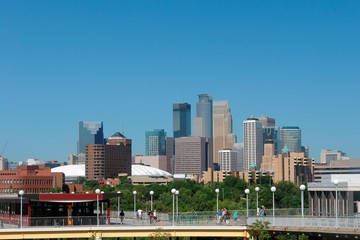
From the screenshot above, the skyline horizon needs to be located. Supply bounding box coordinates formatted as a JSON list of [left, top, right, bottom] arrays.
[[1, 95, 357, 164]]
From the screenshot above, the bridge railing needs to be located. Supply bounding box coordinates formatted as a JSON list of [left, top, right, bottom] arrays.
[[247, 216, 360, 229]]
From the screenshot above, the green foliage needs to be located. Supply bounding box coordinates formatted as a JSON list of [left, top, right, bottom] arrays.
[[148, 228, 172, 239], [81, 175, 305, 213], [250, 220, 271, 239]]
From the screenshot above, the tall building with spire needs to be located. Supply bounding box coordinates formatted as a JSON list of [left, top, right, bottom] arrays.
[[212, 100, 236, 164], [78, 121, 104, 154], [281, 126, 302, 153], [194, 94, 213, 139], [243, 117, 263, 171], [173, 103, 191, 138]]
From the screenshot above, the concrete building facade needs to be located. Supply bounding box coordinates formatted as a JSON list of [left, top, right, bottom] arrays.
[[243, 117, 263, 171], [174, 136, 213, 177], [320, 149, 348, 164], [218, 150, 237, 172]]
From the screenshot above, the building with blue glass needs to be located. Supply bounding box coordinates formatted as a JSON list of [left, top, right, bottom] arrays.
[[145, 129, 167, 156], [194, 94, 213, 139], [78, 121, 104, 154], [173, 102, 191, 138], [281, 126, 302, 153]]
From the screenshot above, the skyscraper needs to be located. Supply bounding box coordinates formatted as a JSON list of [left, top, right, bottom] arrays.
[[218, 150, 237, 172], [194, 94, 213, 139], [145, 129, 167, 156], [173, 103, 191, 138], [212, 100, 236, 164], [281, 126, 302, 153], [86, 132, 132, 180], [174, 136, 213, 176], [259, 116, 280, 155], [243, 117, 263, 171], [78, 121, 104, 154]]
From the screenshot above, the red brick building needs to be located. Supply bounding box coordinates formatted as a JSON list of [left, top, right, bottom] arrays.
[[0, 165, 63, 194]]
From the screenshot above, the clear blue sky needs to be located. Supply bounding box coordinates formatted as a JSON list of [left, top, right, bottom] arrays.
[[1, 1, 359, 163]]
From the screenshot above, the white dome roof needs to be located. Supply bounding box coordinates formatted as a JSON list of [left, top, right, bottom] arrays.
[[52, 164, 85, 177], [51, 164, 172, 178], [132, 164, 172, 177]]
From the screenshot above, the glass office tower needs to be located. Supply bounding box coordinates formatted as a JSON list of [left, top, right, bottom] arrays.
[[173, 103, 191, 138], [194, 94, 213, 139], [78, 121, 104, 154], [145, 129, 167, 156]]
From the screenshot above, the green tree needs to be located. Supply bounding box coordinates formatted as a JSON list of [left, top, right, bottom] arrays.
[[250, 220, 271, 239]]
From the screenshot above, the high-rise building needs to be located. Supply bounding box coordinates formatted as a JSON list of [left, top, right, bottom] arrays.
[[145, 129, 166, 156], [259, 116, 275, 127], [166, 137, 175, 174], [86, 132, 132, 180], [174, 136, 213, 176], [320, 150, 348, 164], [212, 100, 236, 164], [194, 94, 213, 139], [78, 121, 104, 154], [261, 142, 275, 172], [234, 143, 244, 171], [281, 126, 302, 153], [259, 116, 280, 155], [173, 103, 191, 138], [243, 117, 263, 171], [218, 150, 237, 172]]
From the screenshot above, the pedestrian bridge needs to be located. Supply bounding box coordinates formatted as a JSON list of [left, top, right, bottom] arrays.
[[0, 216, 360, 239]]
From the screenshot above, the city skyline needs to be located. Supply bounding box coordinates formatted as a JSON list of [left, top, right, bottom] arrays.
[[1, 1, 359, 163]]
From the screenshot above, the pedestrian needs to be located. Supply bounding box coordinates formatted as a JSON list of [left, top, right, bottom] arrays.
[[119, 210, 125, 224], [216, 209, 222, 225], [225, 210, 231, 225], [233, 211, 238, 225], [153, 210, 157, 223], [260, 205, 266, 216]]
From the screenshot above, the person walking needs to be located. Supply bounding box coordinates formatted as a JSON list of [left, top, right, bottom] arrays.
[[216, 209, 222, 225], [233, 211, 238, 225], [119, 210, 125, 224]]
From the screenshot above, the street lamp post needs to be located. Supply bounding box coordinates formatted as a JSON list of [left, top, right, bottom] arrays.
[[101, 191, 104, 214], [95, 189, 101, 227], [171, 188, 176, 226], [255, 187, 260, 216], [133, 191, 137, 225], [334, 179, 339, 228], [150, 191, 154, 211], [19, 190, 24, 228], [215, 188, 219, 211], [271, 186, 276, 223], [117, 191, 121, 224], [245, 189, 250, 217], [175, 190, 179, 224], [300, 185, 306, 218]]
